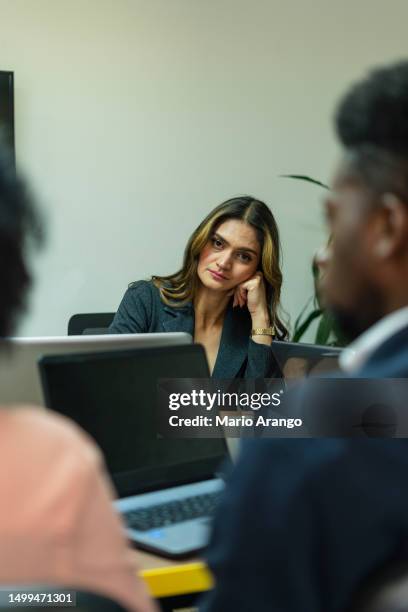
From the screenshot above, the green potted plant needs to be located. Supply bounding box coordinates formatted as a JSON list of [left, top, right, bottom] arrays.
[[280, 174, 348, 347]]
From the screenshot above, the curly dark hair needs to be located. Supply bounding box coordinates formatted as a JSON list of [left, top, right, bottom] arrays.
[[336, 60, 408, 155], [335, 60, 408, 200], [0, 144, 44, 336]]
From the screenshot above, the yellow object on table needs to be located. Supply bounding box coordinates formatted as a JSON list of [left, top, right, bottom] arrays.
[[135, 550, 213, 599]]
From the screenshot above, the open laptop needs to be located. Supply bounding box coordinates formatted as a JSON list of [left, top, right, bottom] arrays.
[[0, 332, 191, 406], [38, 344, 227, 559], [272, 340, 342, 380]]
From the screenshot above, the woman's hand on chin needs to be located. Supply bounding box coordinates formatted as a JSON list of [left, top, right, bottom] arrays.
[[232, 272, 271, 328]]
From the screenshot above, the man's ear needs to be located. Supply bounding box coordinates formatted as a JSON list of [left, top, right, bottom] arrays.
[[374, 193, 408, 259]]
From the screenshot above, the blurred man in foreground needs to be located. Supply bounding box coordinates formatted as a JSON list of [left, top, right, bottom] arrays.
[[201, 60, 408, 612]]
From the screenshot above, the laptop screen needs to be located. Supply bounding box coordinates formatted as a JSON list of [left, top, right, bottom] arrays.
[[39, 344, 227, 497]]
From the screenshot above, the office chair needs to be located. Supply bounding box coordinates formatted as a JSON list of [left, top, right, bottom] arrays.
[[68, 313, 115, 335], [0, 588, 127, 611], [348, 560, 408, 612]]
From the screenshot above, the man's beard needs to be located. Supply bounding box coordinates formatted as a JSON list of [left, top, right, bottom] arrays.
[[328, 286, 386, 344]]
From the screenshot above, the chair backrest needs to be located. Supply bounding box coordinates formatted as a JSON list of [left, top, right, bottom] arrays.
[[0, 588, 127, 611], [348, 561, 408, 612], [68, 313, 115, 335]]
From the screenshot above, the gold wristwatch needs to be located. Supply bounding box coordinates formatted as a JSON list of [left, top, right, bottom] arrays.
[[251, 326, 275, 337]]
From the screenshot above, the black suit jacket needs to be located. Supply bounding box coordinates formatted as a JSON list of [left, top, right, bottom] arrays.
[[109, 280, 281, 378], [200, 325, 408, 612]]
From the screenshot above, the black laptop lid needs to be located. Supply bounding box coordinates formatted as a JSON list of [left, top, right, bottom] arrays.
[[39, 344, 227, 497]]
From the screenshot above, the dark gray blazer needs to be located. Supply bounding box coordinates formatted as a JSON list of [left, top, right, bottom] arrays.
[[109, 280, 281, 379]]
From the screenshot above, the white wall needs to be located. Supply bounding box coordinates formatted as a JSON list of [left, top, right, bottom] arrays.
[[1, 0, 408, 337]]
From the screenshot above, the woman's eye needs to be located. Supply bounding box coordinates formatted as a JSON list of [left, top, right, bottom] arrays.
[[212, 238, 223, 249], [237, 252, 251, 263]]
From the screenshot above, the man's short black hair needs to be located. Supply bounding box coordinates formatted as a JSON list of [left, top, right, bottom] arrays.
[[335, 60, 408, 200], [336, 60, 408, 156], [0, 144, 43, 336]]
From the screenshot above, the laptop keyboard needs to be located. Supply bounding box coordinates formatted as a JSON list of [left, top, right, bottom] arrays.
[[123, 491, 221, 532]]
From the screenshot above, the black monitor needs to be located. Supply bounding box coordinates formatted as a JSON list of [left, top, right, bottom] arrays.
[[0, 71, 15, 165], [38, 344, 228, 498]]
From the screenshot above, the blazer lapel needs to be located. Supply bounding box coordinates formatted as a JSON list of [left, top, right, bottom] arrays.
[[162, 300, 251, 378], [162, 304, 195, 336], [212, 304, 250, 378]]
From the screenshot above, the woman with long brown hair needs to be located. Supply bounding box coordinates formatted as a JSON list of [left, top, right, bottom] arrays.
[[110, 196, 287, 377]]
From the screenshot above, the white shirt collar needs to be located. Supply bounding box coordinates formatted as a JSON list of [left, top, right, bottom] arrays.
[[339, 306, 408, 373]]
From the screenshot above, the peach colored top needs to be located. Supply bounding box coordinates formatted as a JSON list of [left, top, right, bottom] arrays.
[[0, 406, 157, 612]]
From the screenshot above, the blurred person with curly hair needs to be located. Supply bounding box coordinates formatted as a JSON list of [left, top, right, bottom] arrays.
[[0, 146, 156, 612]]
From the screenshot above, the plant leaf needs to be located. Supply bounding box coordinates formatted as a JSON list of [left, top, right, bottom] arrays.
[[293, 295, 314, 331], [315, 311, 333, 344], [292, 309, 322, 342], [279, 174, 330, 189], [315, 310, 349, 346]]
